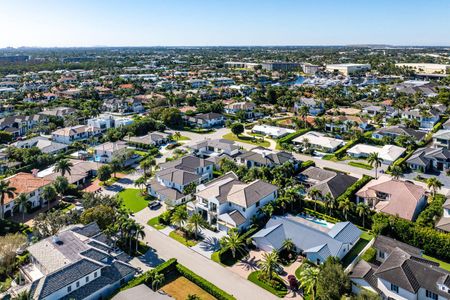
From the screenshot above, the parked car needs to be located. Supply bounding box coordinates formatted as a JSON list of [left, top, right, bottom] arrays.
[[148, 201, 161, 210]]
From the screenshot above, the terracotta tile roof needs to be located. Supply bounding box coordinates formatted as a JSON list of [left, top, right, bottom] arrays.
[[3, 172, 53, 204]]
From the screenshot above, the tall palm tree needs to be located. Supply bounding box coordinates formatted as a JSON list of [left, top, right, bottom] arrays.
[[42, 185, 57, 210], [367, 152, 382, 179], [282, 238, 296, 253], [258, 250, 280, 281], [134, 224, 146, 252], [339, 198, 354, 220], [427, 177, 443, 198], [324, 193, 337, 216], [170, 206, 188, 229], [299, 105, 310, 128], [54, 159, 73, 177], [173, 131, 182, 140], [307, 188, 321, 212], [0, 180, 16, 219], [187, 213, 206, 240], [14, 193, 29, 222], [53, 176, 69, 198], [298, 265, 320, 300], [356, 202, 370, 228], [390, 165, 403, 180], [150, 271, 165, 291], [220, 231, 245, 259]]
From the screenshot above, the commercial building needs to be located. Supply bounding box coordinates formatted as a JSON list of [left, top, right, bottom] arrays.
[[395, 63, 450, 75], [325, 64, 371, 75]]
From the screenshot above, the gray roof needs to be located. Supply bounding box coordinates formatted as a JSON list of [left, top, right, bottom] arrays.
[[157, 168, 200, 186], [373, 235, 422, 257], [238, 149, 295, 167], [159, 155, 213, 173], [190, 138, 239, 152], [113, 284, 173, 300], [12, 136, 68, 154], [373, 248, 449, 297], [407, 147, 450, 166], [252, 215, 361, 260], [375, 126, 427, 141], [300, 167, 358, 199]]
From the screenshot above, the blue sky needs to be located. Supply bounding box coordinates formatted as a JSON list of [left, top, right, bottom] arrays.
[[1, 0, 449, 47]]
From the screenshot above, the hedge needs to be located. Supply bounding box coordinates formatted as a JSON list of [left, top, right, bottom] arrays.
[[118, 258, 178, 292], [277, 128, 310, 144], [390, 148, 415, 169], [298, 160, 315, 172], [323, 138, 359, 160], [247, 271, 288, 298], [176, 264, 236, 300], [336, 175, 372, 203], [416, 194, 446, 227]]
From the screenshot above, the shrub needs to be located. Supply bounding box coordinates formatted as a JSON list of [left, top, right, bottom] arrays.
[[416, 194, 446, 228], [361, 247, 377, 263], [336, 175, 372, 203], [298, 160, 315, 171], [176, 264, 236, 300]]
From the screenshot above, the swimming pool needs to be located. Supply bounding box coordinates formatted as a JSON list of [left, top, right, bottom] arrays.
[[297, 214, 334, 228]]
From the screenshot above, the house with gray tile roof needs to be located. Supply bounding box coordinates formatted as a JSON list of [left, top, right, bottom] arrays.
[[188, 172, 278, 232], [350, 235, 450, 300], [252, 214, 361, 264], [189, 139, 240, 157], [149, 155, 214, 206], [406, 147, 450, 173], [372, 125, 427, 142], [20, 223, 136, 300], [236, 147, 298, 168], [12, 136, 68, 154], [436, 198, 450, 233]]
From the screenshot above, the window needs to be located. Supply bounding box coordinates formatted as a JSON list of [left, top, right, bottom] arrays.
[[426, 290, 438, 300], [94, 271, 98, 278], [76, 281, 80, 288], [379, 251, 385, 259], [67, 286, 72, 293], [390, 284, 399, 293], [85, 276, 89, 283], [242, 207, 246, 212], [255, 201, 260, 207]]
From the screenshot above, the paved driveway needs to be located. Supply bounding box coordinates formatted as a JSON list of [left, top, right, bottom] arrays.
[[191, 228, 226, 258], [137, 225, 278, 300]]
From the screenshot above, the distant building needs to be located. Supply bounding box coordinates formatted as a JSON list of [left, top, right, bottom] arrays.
[[395, 63, 450, 75], [302, 63, 321, 74], [251, 124, 295, 138], [0, 55, 29, 63], [325, 63, 371, 75], [184, 113, 225, 128], [261, 62, 301, 71]]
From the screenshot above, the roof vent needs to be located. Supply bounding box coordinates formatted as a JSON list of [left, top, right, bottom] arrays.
[[52, 236, 64, 245]]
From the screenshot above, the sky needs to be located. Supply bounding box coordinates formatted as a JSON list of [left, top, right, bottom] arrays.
[[1, 0, 449, 47]]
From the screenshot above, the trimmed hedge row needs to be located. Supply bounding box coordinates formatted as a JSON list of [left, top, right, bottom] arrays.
[[278, 128, 310, 144], [390, 148, 415, 169], [176, 264, 236, 300], [298, 160, 315, 172], [118, 258, 178, 292], [323, 138, 359, 160], [336, 175, 372, 202]]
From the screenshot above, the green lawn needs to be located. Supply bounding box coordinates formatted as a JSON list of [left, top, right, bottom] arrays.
[[247, 271, 288, 298], [341, 232, 374, 267], [175, 135, 191, 141], [223, 133, 270, 147], [147, 216, 167, 230], [348, 161, 373, 170], [169, 230, 198, 247], [423, 254, 450, 272], [119, 189, 150, 213]]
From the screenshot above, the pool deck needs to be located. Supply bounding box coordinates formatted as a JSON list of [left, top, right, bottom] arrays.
[[293, 214, 333, 233]]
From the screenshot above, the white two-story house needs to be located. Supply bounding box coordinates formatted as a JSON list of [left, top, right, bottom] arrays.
[[149, 155, 214, 206], [188, 172, 278, 232], [52, 125, 102, 144]]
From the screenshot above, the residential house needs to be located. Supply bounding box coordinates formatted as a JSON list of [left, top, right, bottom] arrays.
[[293, 131, 345, 153], [184, 112, 225, 128], [356, 176, 427, 221], [252, 214, 361, 264], [406, 147, 450, 173], [92, 141, 134, 164], [12, 136, 68, 155], [0, 115, 48, 138], [362, 105, 398, 119], [347, 144, 406, 165], [0, 172, 53, 218], [38, 159, 102, 187], [102, 98, 144, 114], [20, 223, 136, 300], [127, 132, 170, 148], [149, 155, 214, 206], [401, 108, 440, 130], [87, 114, 134, 132], [52, 125, 102, 144], [372, 125, 427, 142], [433, 130, 450, 149], [189, 139, 240, 158], [298, 166, 358, 199], [224, 102, 257, 119], [349, 235, 450, 300], [188, 172, 278, 232], [294, 97, 325, 116], [186, 79, 210, 89], [436, 198, 450, 233], [39, 106, 77, 119], [251, 124, 295, 139], [236, 147, 298, 168]]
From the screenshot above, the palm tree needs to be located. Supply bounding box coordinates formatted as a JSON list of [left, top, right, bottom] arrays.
[[170, 206, 188, 229], [299, 105, 310, 128], [12, 290, 30, 300], [356, 202, 370, 228], [427, 177, 443, 198], [187, 213, 206, 240], [53, 176, 69, 198], [367, 152, 382, 179], [0, 180, 16, 219], [390, 165, 403, 180], [307, 188, 321, 212], [110, 158, 122, 178], [134, 224, 146, 253], [173, 131, 182, 140], [259, 202, 274, 218], [42, 185, 57, 210], [220, 231, 245, 259], [282, 238, 296, 253], [258, 250, 280, 281], [149, 271, 165, 291], [14, 193, 28, 222], [339, 198, 354, 220], [298, 265, 320, 300], [324, 193, 337, 216], [54, 159, 73, 177]]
